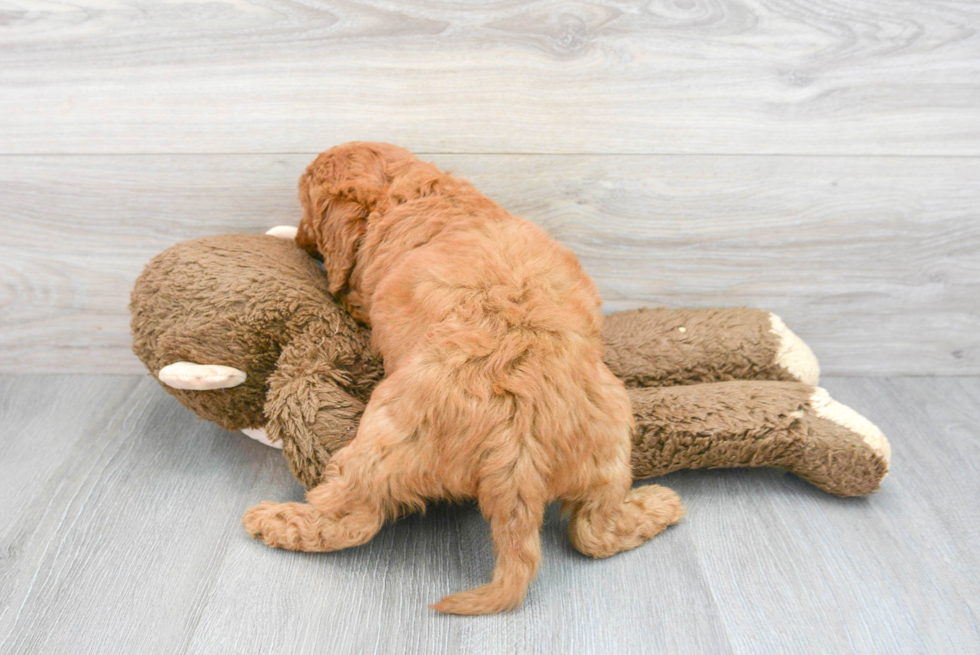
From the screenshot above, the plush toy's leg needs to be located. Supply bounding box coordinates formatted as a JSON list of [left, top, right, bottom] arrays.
[[602, 307, 819, 387], [626, 381, 890, 496]]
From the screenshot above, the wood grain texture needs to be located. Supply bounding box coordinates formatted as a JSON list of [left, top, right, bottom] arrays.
[[0, 376, 270, 654], [0, 375, 978, 654], [0, 0, 978, 155], [685, 376, 980, 654], [1, 154, 977, 375]]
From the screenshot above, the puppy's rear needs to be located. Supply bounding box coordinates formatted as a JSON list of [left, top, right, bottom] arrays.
[[244, 143, 683, 615]]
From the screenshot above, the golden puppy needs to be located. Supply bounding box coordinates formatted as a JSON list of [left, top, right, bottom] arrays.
[[243, 143, 683, 615]]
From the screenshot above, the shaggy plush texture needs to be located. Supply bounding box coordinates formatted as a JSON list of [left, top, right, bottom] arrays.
[[129, 234, 382, 436], [628, 381, 888, 497], [131, 234, 889, 499], [604, 307, 801, 387]]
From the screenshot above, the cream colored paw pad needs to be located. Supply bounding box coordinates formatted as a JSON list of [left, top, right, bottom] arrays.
[[769, 313, 820, 385], [810, 387, 891, 468]]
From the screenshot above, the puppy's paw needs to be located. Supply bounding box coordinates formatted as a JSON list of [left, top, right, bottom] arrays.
[[628, 484, 686, 528], [242, 501, 314, 550], [242, 501, 284, 541]]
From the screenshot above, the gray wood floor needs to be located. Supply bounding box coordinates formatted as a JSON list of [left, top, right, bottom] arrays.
[[0, 374, 977, 655]]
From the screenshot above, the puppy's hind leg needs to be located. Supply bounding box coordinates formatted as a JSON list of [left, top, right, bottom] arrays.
[[431, 463, 546, 616], [567, 451, 684, 559]]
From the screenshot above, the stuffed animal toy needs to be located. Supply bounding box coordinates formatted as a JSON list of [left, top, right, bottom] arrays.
[[130, 232, 889, 497]]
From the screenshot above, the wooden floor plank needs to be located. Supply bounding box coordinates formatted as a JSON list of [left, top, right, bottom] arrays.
[[1, 1, 978, 155], [185, 454, 731, 654], [679, 377, 980, 655], [0, 375, 136, 517], [2, 154, 977, 376], [2, 375, 977, 653], [0, 376, 141, 636], [0, 376, 271, 655]]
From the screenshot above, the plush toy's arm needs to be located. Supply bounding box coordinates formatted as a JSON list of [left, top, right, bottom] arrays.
[[264, 326, 375, 489], [264, 369, 363, 488], [603, 308, 819, 387], [626, 381, 890, 497]]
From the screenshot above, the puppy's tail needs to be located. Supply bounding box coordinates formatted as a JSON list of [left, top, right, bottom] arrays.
[[431, 455, 545, 615]]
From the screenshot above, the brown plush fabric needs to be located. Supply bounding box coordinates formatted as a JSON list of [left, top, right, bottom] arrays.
[[604, 308, 796, 386], [131, 234, 889, 496], [627, 381, 887, 496], [130, 235, 381, 432], [263, 318, 380, 488]]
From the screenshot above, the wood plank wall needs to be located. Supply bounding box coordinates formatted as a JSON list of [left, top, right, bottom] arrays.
[[1, 1, 978, 375]]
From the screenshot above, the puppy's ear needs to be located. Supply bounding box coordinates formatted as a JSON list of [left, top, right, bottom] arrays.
[[297, 144, 396, 295], [296, 177, 368, 295]]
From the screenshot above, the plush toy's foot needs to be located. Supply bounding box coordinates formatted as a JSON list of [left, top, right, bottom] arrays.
[[768, 313, 819, 385], [794, 387, 890, 496]]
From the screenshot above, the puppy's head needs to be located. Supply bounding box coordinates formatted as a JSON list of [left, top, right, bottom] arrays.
[[297, 142, 417, 295]]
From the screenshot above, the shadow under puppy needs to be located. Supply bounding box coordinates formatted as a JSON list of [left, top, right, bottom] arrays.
[[242, 143, 684, 614]]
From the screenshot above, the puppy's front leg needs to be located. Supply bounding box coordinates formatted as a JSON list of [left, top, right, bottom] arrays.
[[243, 381, 423, 553], [242, 446, 393, 552], [242, 479, 385, 553]]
